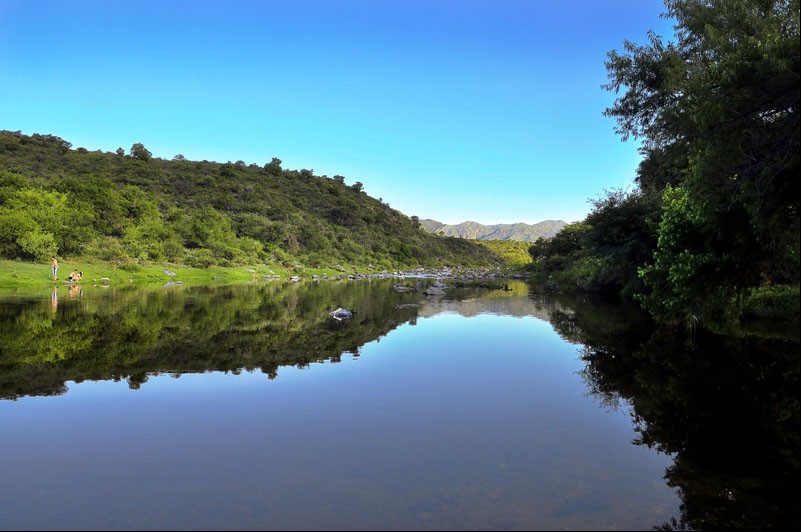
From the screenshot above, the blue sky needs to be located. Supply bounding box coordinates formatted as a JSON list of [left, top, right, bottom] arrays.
[[1, 0, 675, 225]]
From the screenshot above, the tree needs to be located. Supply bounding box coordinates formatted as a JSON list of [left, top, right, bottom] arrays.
[[265, 157, 282, 176], [604, 0, 800, 326], [17, 229, 58, 261], [0, 187, 95, 258], [32, 133, 71, 153], [583, 188, 662, 296], [130, 142, 152, 161]]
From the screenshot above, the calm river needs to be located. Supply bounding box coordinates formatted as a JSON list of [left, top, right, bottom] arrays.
[[0, 277, 797, 530]]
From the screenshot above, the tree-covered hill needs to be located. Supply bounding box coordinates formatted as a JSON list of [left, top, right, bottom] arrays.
[[0, 130, 501, 271]]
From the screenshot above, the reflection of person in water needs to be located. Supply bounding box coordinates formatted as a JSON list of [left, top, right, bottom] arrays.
[[51, 285, 58, 311], [69, 283, 82, 299]]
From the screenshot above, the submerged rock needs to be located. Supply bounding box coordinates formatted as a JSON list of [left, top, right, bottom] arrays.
[[329, 307, 353, 320], [423, 286, 446, 296], [394, 284, 416, 292]]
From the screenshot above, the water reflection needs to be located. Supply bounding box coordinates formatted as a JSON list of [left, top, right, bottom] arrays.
[[0, 279, 797, 530], [1, 280, 426, 398], [0, 280, 569, 399], [539, 289, 800, 531]]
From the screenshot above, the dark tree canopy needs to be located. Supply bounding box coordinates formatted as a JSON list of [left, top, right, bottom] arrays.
[[130, 142, 152, 161], [602, 0, 800, 327], [529, 0, 799, 331]]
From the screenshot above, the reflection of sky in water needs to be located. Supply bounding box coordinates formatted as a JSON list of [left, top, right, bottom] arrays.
[[1, 312, 679, 530]]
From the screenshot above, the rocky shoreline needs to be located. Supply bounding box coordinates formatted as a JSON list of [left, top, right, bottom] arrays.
[[268, 267, 530, 284]]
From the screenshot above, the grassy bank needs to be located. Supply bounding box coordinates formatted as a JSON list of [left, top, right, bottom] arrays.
[[0, 258, 346, 293]]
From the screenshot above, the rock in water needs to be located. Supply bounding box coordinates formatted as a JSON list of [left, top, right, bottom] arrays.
[[329, 307, 353, 320], [423, 286, 446, 296]]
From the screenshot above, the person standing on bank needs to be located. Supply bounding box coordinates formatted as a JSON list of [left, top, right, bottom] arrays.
[[50, 256, 59, 281]]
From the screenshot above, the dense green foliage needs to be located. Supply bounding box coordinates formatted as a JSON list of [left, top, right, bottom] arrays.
[[528, 189, 662, 296], [474, 239, 534, 268], [0, 131, 501, 272], [529, 0, 799, 332]]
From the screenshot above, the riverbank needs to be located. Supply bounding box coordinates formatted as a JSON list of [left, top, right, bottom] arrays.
[[0, 258, 522, 294], [0, 259, 335, 292]]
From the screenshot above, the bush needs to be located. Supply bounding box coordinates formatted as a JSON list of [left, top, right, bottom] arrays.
[[17, 230, 58, 261], [117, 258, 142, 272], [743, 285, 801, 321], [185, 248, 215, 268], [87, 236, 126, 261]]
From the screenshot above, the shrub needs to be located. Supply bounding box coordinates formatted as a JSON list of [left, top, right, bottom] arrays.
[[743, 285, 801, 321], [185, 248, 215, 268], [17, 230, 58, 261]]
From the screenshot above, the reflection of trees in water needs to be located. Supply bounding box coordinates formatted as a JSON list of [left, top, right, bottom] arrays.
[[2, 281, 797, 529], [2, 280, 534, 399], [417, 283, 559, 320], [0, 281, 425, 399], [560, 294, 800, 531]]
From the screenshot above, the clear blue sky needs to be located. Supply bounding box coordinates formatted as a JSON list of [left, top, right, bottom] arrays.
[[1, 0, 675, 225]]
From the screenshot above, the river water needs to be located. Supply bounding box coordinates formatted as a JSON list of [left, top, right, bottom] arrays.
[[0, 277, 796, 530]]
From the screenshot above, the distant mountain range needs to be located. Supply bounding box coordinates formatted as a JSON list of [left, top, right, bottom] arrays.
[[420, 219, 567, 242]]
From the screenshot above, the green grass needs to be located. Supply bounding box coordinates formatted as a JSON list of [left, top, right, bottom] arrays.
[[0, 258, 349, 295]]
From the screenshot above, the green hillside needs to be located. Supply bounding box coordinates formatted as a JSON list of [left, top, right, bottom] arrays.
[[0, 131, 502, 272]]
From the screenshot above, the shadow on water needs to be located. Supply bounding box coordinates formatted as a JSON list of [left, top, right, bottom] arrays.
[[0, 279, 797, 530], [530, 288, 800, 531]]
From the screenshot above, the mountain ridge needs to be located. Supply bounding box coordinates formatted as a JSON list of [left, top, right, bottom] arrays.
[[420, 219, 566, 242]]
